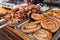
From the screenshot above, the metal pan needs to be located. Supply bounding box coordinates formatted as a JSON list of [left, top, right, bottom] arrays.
[[15, 18, 60, 40], [15, 18, 35, 40], [0, 17, 30, 29], [52, 29, 60, 40]]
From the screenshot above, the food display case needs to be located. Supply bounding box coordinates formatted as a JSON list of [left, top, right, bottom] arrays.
[[0, 0, 60, 40]]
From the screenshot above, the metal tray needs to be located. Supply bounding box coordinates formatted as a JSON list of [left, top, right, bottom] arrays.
[[52, 29, 60, 40], [0, 17, 30, 28], [15, 18, 34, 40], [15, 18, 60, 40]]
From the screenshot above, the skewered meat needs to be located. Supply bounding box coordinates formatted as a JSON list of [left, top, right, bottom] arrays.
[[35, 5, 40, 11], [41, 17, 60, 33], [3, 4, 41, 24], [27, 11, 32, 15], [31, 13, 45, 20], [18, 5, 41, 15], [28, 5, 40, 13], [24, 6, 29, 12], [4, 10, 27, 25], [21, 22, 41, 33], [13, 8, 19, 12], [33, 29, 52, 40], [32, 9, 37, 13]]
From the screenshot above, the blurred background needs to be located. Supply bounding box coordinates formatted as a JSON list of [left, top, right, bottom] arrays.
[[0, 0, 60, 4]]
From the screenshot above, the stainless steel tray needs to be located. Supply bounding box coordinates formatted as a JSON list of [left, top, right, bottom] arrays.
[[15, 18, 34, 40], [52, 29, 60, 40], [0, 17, 30, 29], [15, 18, 60, 40]]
